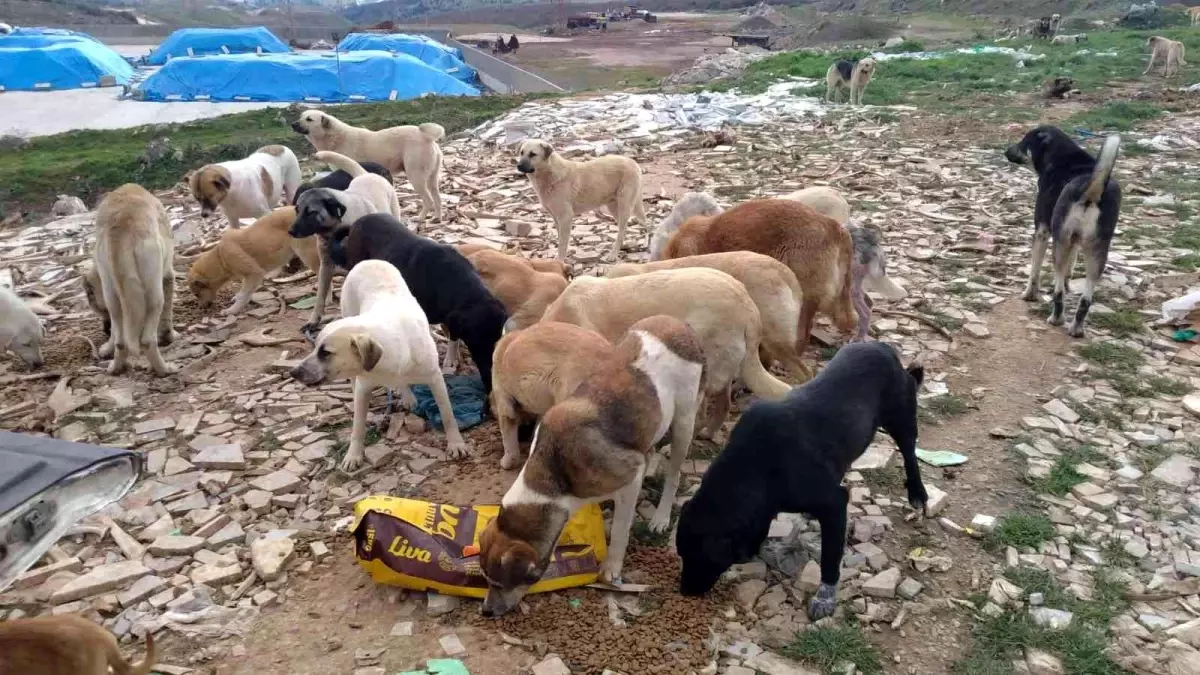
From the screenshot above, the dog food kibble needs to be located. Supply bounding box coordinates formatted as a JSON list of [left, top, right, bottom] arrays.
[[459, 548, 728, 675]]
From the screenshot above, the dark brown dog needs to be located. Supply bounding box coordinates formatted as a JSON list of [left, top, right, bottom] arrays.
[[662, 198, 857, 359], [0, 614, 156, 675]]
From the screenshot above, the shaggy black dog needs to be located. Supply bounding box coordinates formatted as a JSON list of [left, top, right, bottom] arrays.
[[676, 341, 928, 619], [1005, 125, 1121, 337], [330, 213, 507, 395]]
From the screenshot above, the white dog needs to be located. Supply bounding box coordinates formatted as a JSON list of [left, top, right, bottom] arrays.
[[291, 110, 445, 222], [188, 145, 301, 228], [289, 260, 469, 471], [515, 139, 646, 262], [0, 286, 45, 368]]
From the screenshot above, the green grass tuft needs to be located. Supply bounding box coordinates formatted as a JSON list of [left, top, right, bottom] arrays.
[[783, 624, 883, 675], [988, 513, 1055, 551], [1077, 342, 1144, 373], [1066, 100, 1163, 132], [1087, 310, 1144, 338]]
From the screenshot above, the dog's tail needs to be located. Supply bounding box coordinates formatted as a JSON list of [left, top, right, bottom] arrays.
[[108, 629, 156, 675], [1082, 135, 1120, 205], [314, 150, 366, 179], [419, 123, 446, 142], [740, 304, 793, 401]]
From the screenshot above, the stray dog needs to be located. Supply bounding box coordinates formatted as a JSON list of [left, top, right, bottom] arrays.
[[1051, 33, 1087, 45], [1191, 6, 1200, 26], [0, 286, 45, 367], [542, 267, 792, 437], [0, 614, 156, 675], [292, 160, 393, 203], [291, 110, 445, 221], [187, 206, 321, 316], [1144, 36, 1187, 78], [455, 243, 569, 278], [825, 57, 877, 105], [649, 187, 849, 261], [188, 145, 301, 227], [607, 252, 810, 379], [1042, 76, 1076, 99], [490, 321, 614, 469], [847, 223, 908, 341], [465, 248, 568, 330], [330, 214, 507, 395], [290, 151, 403, 331], [290, 259, 469, 470], [1005, 125, 1121, 337], [677, 341, 928, 620], [478, 315, 705, 616], [515, 139, 647, 262], [85, 184, 178, 376], [662, 198, 857, 361]]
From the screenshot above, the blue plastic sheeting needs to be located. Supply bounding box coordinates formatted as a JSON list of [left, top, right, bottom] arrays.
[[336, 33, 476, 82], [0, 29, 134, 91], [145, 26, 289, 65], [137, 50, 480, 103]]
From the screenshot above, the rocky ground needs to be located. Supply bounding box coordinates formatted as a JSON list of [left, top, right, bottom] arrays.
[[1, 87, 1200, 675]]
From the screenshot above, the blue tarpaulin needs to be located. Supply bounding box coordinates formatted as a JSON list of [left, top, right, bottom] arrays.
[[336, 33, 476, 83], [0, 28, 134, 91], [137, 50, 480, 103], [145, 26, 290, 65]]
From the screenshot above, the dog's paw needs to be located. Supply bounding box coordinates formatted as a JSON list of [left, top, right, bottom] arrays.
[[500, 452, 521, 471], [154, 362, 180, 377], [221, 305, 243, 317], [598, 560, 623, 585], [159, 330, 180, 346], [98, 341, 115, 359], [1067, 323, 1086, 338], [647, 511, 672, 534], [906, 481, 929, 515], [107, 361, 127, 376], [807, 583, 838, 620], [446, 440, 471, 460], [1021, 287, 1040, 302], [339, 445, 366, 473], [1046, 312, 1065, 327]]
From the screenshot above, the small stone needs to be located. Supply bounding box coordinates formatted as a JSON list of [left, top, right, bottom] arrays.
[[796, 561, 821, 594], [989, 578, 1024, 607], [243, 489, 273, 514], [1029, 592, 1044, 606], [147, 535, 205, 556], [1025, 647, 1065, 675], [50, 561, 150, 604], [117, 575, 165, 607], [1140, 613, 1177, 631], [1042, 399, 1079, 424], [532, 655, 571, 675], [438, 633, 466, 657], [133, 418, 175, 435], [251, 536, 295, 581], [390, 621, 415, 637], [897, 577, 924, 600], [250, 469, 302, 494], [1152, 454, 1197, 488], [1184, 392, 1200, 419], [853, 542, 888, 570], [1030, 608, 1073, 630], [189, 563, 243, 587], [14, 557, 82, 590], [862, 567, 901, 599], [426, 592, 459, 617], [1124, 540, 1150, 559], [253, 589, 279, 607], [970, 514, 997, 533], [191, 443, 246, 470], [925, 484, 949, 516], [310, 541, 330, 562], [735, 579, 768, 610], [206, 520, 245, 548], [964, 323, 990, 338]]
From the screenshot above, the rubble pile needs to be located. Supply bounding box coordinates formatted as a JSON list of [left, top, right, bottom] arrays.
[[660, 48, 771, 87]]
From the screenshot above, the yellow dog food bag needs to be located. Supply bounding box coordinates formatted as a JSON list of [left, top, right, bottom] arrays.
[[351, 495, 608, 599]]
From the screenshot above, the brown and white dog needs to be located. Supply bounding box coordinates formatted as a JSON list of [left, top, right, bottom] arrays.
[[826, 57, 877, 106], [1144, 36, 1187, 78], [291, 110, 445, 221], [541, 267, 792, 437], [478, 315, 705, 616], [0, 614, 156, 675], [607, 252, 810, 379], [187, 206, 322, 316], [465, 248, 568, 331], [515, 139, 647, 262], [662, 198, 857, 361], [83, 184, 178, 376], [490, 321, 614, 470], [188, 145, 301, 228]]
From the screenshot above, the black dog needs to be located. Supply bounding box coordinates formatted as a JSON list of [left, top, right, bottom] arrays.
[[1005, 125, 1121, 337], [330, 213, 507, 395], [292, 162, 393, 204], [676, 341, 928, 620]]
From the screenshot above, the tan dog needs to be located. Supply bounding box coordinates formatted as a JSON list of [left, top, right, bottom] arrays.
[[291, 110, 444, 221], [84, 184, 178, 376], [1191, 6, 1200, 26], [478, 316, 705, 617], [187, 206, 321, 316], [1144, 36, 1187, 78], [466, 249, 568, 330], [781, 186, 850, 225], [455, 243, 568, 277], [607, 252, 809, 379], [188, 145, 301, 227], [515, 139, 647, 262], [0, 614, 156, 675], [826, 57, 877, 105], [490, 321, 612, 469], [542, 267, 792, 437], [662, 198, 856, 362]]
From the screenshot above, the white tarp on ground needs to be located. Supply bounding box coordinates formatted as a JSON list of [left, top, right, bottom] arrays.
[[871, 45, 1045, 62], [474, 81, 827, 149]]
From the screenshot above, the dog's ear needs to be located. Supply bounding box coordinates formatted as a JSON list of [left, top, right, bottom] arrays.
[[906, 362, 925, 389], [326, 197, 346, 221], [214, 173, 231, 192], [500, 545, 540, 585], [350, 334, 382, 371], [320, 114, 330, 129], [539, 141, 554, 158]]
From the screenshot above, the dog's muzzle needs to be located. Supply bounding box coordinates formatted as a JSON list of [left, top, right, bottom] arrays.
[[289, 361, 323, 386], [515, 161, 534, 174], [290, 122, 308, 135], [1004, 144, 1029, 165]]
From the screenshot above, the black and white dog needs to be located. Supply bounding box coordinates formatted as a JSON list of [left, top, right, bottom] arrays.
[[1005, 125, 1121, 338], [676, 341, 928, 620]]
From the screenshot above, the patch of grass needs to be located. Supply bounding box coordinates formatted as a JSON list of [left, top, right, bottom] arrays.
[[818, 345, 841, 361], [1031, 457, 1085, 497], [257, 431, 281, 452], [1172, 253, 1200, 271], [1099, 370, 1190, 400], [920, 394, 970, 424], [782, 623, 882, 675], [928, 311, 965, 332], [987, 513, 1055, 551], [1004, 567, 1074, 608], [0, 94, 543, 214], [1066, 100, 1163, 132], [1074, 403, 1127, 430], [314, 419, 352, 433], [883, 38, 926, 53], [364, 426, 382, 447], [1088, 309, 1144, 338], [1172, 222, 1200, 250], [1077, 342, 1144, 373]]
